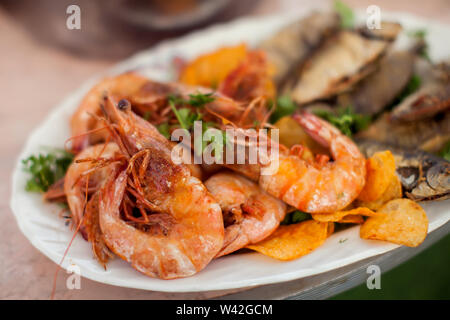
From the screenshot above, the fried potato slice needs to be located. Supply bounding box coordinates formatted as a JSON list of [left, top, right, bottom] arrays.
[[356, 173, 402, 210], [360, 199, 429, 247], [312, 207, 381, 223], [274, 116, 328, 154], [246, 220, 328, 260], [338, 215, 365, 224], [357, 150, 396, 202], [327, 222, 335, 236], [179, 44, 247, 88]]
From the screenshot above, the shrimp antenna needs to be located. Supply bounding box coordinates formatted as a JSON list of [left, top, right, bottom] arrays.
[[239, 96, 264, 127], [50, 173, 91, 299], [64, 125, 109, 153]]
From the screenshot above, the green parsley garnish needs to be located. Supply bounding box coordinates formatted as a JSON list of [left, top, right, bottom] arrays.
[[176, 108, 202, 131], [408, 29, 427, 39], [388, 74, 422, 110], [168, 92, 215, 109], [156, 123, 171, 139], [143, 111, 151, 121], [438, 140, 450, 161], [194, 122, 229, 161], [168, 92, 215, 131], [169, 100, 202, 131], [334, 0, 355, 29], [22, 149, 74, 193], [407, 28, 431, 61], [281, 210, 311, 225], [185, 92, 215, 107], [313, 106, 371, 137], [270, 95, 298, 123], [404, 74, 422, 95]]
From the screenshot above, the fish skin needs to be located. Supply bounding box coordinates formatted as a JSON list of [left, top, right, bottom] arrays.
[[389, 61, 450, 122], [337, 51, 415, 116], [356, 139, 450, 201], [356, 112, 450, 153], [287, 31, 390, 105], [259, 11, 340, 89], [390, 82, 450, 122]]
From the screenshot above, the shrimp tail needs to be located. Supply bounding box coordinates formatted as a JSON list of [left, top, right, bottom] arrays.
[[260, 112, 366, 213], [292, 112, 337, 147], [292, 112, 364, 161]]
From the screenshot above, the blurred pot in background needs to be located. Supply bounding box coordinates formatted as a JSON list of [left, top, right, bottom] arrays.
[[2, 0, 256, 60]]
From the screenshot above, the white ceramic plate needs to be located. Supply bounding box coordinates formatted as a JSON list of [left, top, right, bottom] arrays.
[[10, 10, 450, 292]]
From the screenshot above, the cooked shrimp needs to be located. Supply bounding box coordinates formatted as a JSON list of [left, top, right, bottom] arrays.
[[82, 190, 114, 267], [130, 79, 271, 129], [70, 72, 149, 152], [218, 50, 276, 103], [71, 73, 269, 149], [64, 142, 123, 266], [98, 96, 224, 279], [205, 172, 286, 257], [259, 112, 366, 213]]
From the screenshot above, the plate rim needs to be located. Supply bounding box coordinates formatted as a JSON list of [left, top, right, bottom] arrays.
[[10, 10, 450, 293]]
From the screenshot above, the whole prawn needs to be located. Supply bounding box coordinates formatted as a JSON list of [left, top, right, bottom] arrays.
[[70, 72, 149, 153], [64, 142, 124, 266], [98, 95, 224, 279], [219, 50, 276, 103], [259, 112, 366, 213], [133, 80, 268, 128], [205, 172, 286, 257], [71, 75, 269, 149]]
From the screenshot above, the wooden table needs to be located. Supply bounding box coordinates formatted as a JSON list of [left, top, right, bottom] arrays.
[[1, 0, 449, 299]]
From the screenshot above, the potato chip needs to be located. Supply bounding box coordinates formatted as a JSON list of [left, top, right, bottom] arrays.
[[246, 220, 328, 260], [327, 222, 335, 236], [179, 44, 247, 87], [274, 116, 328, 155], [356, 173, 402, 210], [360, 199, 428, 247], [338, 215, 364, 224], [357, 150, 396, 202], [312, 207, 380, 223]]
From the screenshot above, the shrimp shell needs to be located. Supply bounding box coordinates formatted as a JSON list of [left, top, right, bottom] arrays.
[[70, 72, 149, 152], [205, 172, 287, 257], [98, 95, 224, 279], [64, 142, 121, 266], [259, 112, 366, 213]]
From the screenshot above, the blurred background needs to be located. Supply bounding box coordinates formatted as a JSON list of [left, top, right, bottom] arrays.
[[1, 0, 449, 299]]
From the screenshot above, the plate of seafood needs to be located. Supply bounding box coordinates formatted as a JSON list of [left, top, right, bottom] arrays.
[[11, 4, 450, 292]]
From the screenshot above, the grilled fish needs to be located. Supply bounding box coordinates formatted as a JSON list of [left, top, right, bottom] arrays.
[[390, 61, 450, 122], [359, 21, 402, 41], [356, 139, 450, 201], [259, 11, 340, 88], [286, 31, 391, 105], [337, 51, 415, 116], [356, 112, 450, 153]]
